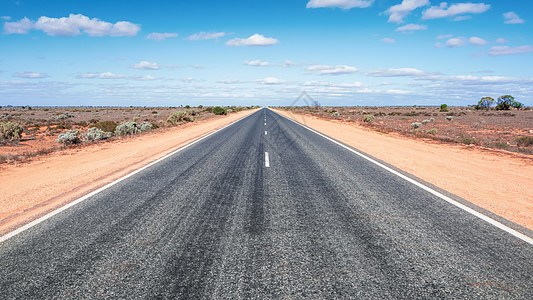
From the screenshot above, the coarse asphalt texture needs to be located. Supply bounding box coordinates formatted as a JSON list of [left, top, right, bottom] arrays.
[[1, 108, 532, 299]]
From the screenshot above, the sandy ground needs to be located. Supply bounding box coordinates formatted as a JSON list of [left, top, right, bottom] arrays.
[[0, 110, 258, 235], [273, 109, 533, 231]]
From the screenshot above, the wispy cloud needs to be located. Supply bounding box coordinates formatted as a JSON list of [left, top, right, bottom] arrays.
[[385, 0, 429, 23], [307, 64, 358, 75], [3, 14, 140, 36], [422, 2, 490, 20], [368, 68, 426, 77], [436, 34, 453, 39], [488, 45, 533, 56], [146, 32, 178, 41], [243, 59, 270, 66], [503, 12, 524, 24], [495, 38, 508, 44], [257, 77, 286, 85], [226, 34, 279, 46], [381, 37, 396, 43], [13, 71, 48, 78], [187, 31, 228, 40], [1, 16, 11, 21], [133, 61, 160, 70], [306, 0, 374, 10], [395, 24, 427, 32]]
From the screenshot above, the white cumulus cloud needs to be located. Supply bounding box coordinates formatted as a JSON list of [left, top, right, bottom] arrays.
[[146, 32, 178, 41], [469, 37, 488, 46], [3, 17, 32, 34], [13, 71, 47, 78], [258, 77, 286, 85], [3, 14, 140, 36], [488, 45, 533, 56], [187, 31, 228, 40], [395, 24, 427, 32], [243, 59, 270, 66], [446, 37, 466, 47], [385, 0, 429, 23], [422, 2, 490, 20], [226, 34, 279, 47], [503, 12, 524, 24], [133, 61, 160, 70], [306, 0, 374, 9]]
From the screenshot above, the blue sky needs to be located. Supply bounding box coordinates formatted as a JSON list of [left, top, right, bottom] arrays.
[[1, 0, 532, 106]]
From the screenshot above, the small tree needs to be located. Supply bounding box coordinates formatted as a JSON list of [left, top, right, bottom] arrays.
[[440, 104, 448, 112], [478, 97, 494, 109], [495, 95, 516, 110]]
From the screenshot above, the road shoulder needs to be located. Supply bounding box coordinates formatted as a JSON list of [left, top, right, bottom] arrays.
[[272, 108, 533, 231]]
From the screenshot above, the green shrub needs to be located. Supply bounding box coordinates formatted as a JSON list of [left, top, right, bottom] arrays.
[[212, 106, 227, 115], [362, 114, 374, 123], [332, 112, 340, 117], [516, 136, 533, 147], [427, 129, 438, 134], [0, 122, 24, 143], [167, 111, 194, 125], [115, 122, 141, 136], [440, 104, 448, 112], [93, 121, 117, 133], [56, 129, 81, 145]]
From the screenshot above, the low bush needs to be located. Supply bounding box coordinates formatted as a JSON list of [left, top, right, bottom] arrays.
[[115, 122, 141, 136], [516, 136, 533, 147], [363, 114, 374, 123], [83, 127, 110, 142], [56, 112, 75, 120], [427, 129, 438, 135], [446, 116, 454, 121], [167, 111, 194, 125], [0, 122, 24, 143], [139, 122, 153, 132], [56, 129, 81, 145], [332, 112, 340, 117], [212, 106, 227, 115], [411, 122, 422, 129]]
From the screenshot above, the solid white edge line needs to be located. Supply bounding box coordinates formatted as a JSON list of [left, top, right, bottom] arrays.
[[265, 152, 270, 168], [271, 109, 533, 246], [0, 110, 260, 244]]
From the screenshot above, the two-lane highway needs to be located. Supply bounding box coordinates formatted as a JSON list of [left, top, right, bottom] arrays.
[[1, 108, 531, 298]]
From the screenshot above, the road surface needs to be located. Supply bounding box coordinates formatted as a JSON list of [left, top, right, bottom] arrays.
[[1, 108, 532, 298]]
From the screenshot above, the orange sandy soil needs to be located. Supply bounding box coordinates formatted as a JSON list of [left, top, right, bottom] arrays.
[[272, 108, 533, 231], [0, 109, 258, 236]]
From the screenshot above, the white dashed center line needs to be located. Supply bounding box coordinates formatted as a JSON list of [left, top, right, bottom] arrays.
[[264, 152, 270, 168], [265, 131, 267, 135]]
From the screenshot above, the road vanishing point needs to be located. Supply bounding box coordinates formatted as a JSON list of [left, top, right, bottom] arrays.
[[1, 108, 532, 299]]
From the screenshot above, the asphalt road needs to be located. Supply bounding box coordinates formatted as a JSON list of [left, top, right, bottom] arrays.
[[1, 108, 532, 299]]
